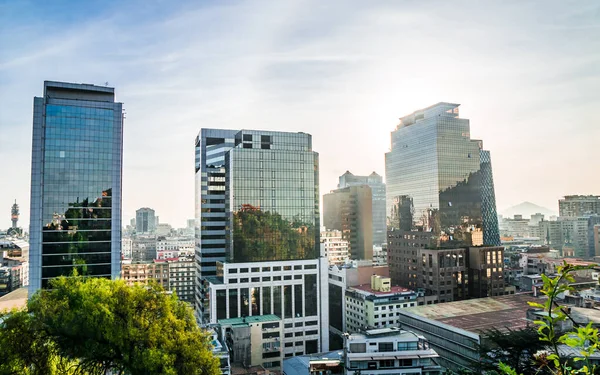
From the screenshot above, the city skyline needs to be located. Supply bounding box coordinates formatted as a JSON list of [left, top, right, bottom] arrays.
[[2, 1, 600, 229]]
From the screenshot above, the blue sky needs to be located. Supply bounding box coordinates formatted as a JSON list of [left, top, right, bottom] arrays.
[[1, 0, 599, 228]]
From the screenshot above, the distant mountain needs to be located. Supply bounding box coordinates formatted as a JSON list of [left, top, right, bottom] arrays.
[[500, 202, 557, 219]]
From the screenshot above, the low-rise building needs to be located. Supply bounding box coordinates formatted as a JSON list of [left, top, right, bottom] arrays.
[[345, 327, 442, 375], [219, 315, 283, 370], [398, 293, 541, 371]]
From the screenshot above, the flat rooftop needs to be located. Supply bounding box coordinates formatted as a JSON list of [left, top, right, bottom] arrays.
[[351, 283, 413, 295], [0, 287, 28, 311], [400, 293, 541, 334], [349, 327, 419, 341], [219, 314, 280, 327]]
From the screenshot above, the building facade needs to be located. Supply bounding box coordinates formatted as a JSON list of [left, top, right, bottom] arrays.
[[321, 230, 349, 265], [387, 230, 506, 302], [121, 257, 195, 303], [345, 328, 442, 375], [196, 129, 328, 356], [345, 275, 419, 332], [135, 207, 156, 234], [559, 195, 600, 217], [385, 102, 500, 247], [385, 103, 502, 298], [219, 315, 283, 370], [29, 81, 123, 293], [338, 171, 387, 247], [323, 185, 373, 261]]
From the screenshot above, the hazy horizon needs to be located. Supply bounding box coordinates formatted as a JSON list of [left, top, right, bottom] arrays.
[[1, 1, 599, 229]]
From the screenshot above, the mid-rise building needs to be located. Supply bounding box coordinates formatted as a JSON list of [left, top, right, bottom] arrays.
[[372, 244, 388, 266], [328, 262, 390, 350], [196, 129, 328, 357], [338, 171, 387, 247], [559, 195, 600, 217], [29, 81, 123, 293], [121, 257, 195, 303], [321, 230, 349, 265], [156, 237, 194, 259], [131, 235, 157, 262], [345, 328, 442, 375], [345, 275, 419, 332], [387, 231, 506, 302], [136, 208, 156, 234], [323, 185, 373, 261]]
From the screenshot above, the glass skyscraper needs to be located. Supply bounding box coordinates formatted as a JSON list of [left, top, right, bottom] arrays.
[[385, 103, 502, 297], [195, 129, 328, 358], [29, 81, 123, 294], [385, 102, 500, 246]]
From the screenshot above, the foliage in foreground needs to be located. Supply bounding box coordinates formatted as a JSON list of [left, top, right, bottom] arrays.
[[499, 262, 599, 375], [446, 262, 599, 375], [0, 276, 220, 375]]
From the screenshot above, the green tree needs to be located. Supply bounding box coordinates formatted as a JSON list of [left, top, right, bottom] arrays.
[[0, 276, 220, 375], [499, 262, 599, 375], [478, 326, 548, 375]]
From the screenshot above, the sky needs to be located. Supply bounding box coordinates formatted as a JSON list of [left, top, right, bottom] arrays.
[[0, 0, 599, 229]]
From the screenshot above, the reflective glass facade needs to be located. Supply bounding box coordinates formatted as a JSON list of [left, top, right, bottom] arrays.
[[385, 102, 499, 246], [479, 150, 501, 246], [195, 129, 320, 313], [29, 81, 123, 293], [196, 129, 326, 354], [226, 131, 320, 262]]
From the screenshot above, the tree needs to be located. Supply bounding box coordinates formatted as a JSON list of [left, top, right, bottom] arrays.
[[0, 276, 220, 375], [478, 326, 548, 375], [499, 262, 599, 375]]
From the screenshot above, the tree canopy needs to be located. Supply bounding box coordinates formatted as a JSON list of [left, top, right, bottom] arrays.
[[0, 276, 220, 375]]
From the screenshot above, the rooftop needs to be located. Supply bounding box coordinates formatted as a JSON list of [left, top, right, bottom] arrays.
[[0, 287, 28, 311], [283, 351, 344, 375], [351, 283, 413, 296], [218, 314, 280, 327], [349, 327, 421, 341], [400, 293, 541, 334]]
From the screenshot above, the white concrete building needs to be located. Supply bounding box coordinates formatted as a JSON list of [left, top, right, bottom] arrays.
[[345, 327, 442, 375], [206, 257, 329, 358], [321, 230, 349, 265]]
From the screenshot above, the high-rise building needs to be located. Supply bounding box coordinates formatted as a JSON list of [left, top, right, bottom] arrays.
[[559, 195, 600, 217], [385, 102, 500, 246], [135, 207, 156, 233], [29, 81, 123, 293], [323, 185, 373, 261], [385, 103, 502, 299], [195, 129, 328, 359], [11, 200, 19, 229], [338, 171, 387, 247]]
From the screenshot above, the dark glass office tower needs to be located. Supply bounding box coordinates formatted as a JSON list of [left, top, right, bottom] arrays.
[[479, 150, 501, 246], [29, 81, 123, 294], [195, 129, 328, 356], [385, 103, 502, 298], [385, 102, 499, 246]]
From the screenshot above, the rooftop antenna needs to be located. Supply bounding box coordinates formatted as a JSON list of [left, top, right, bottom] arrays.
[[105, 82, 109, 86]]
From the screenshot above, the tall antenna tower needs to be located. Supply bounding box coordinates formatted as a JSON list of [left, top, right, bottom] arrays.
[[11, 200, 19, 228]]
